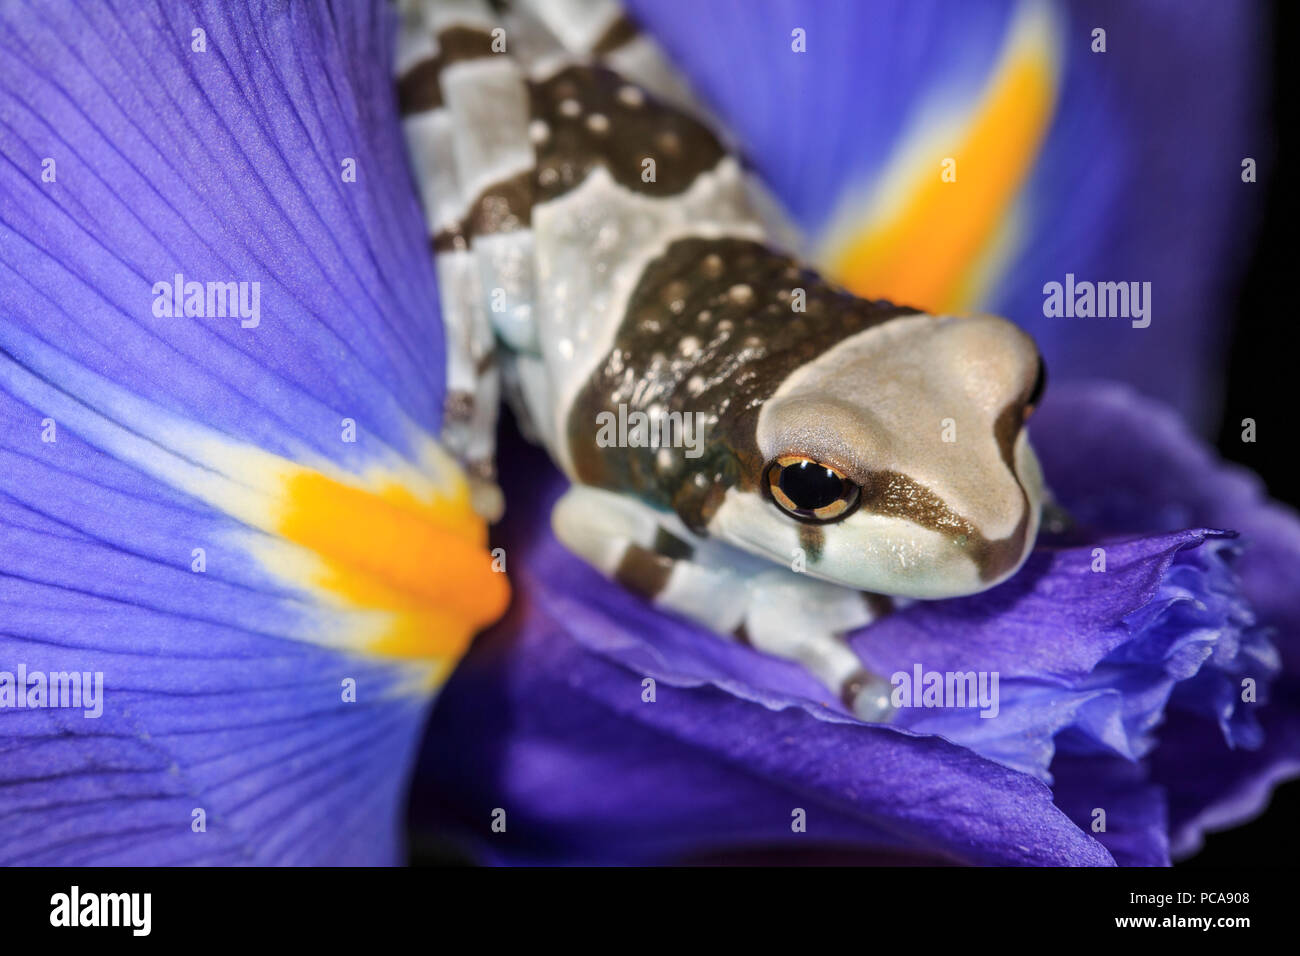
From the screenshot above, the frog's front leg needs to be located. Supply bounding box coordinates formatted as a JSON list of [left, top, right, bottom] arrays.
[[552, 485, 896, 721]]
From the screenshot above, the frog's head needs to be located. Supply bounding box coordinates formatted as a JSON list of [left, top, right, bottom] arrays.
[[707, 313, 1045, 598]]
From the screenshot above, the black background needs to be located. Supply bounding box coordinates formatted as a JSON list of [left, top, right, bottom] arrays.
[[1191, 0, 1297, 867]]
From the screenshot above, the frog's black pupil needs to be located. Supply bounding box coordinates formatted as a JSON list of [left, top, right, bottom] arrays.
[[1027, 357, 1047, 408], [778, 461, 844, 512]]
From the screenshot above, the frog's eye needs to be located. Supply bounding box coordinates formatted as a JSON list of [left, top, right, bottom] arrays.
[[764, 455, 861, 523]]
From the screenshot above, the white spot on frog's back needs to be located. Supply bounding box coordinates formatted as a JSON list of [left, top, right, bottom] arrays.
[[727, 283, 755, 306], [530, 159, 767, 476]]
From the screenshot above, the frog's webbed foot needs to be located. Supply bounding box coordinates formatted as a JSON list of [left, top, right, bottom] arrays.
[[551, 484, 898, 721]]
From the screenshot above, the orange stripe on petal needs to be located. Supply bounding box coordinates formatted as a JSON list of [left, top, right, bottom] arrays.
[[274, 465, 509, 671], [822, 2, 1061, 313]]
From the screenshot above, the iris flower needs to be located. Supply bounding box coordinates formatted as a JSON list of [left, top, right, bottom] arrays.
[[1, 0, 1294, 867], [0, 0, 505, 864]]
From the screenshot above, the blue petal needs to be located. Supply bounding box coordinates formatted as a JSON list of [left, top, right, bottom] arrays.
[[994, 1, 1269, 431], [627, 0, 1267, 428], [848, 532, 1278, 783], [415, 528, 1113, 866], [0, 0, 443, 467], [1032, 382, 1300, 857], [1032, 382, 1300, 654], [1049, 754, 1168, 866], [1, 0, 501, 864]]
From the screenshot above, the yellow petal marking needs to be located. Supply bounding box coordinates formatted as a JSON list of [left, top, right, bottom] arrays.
[[821, 1, 1061, 312], [262, 453, 509, 689]]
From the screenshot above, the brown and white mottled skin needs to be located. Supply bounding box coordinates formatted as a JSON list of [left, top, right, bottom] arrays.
[[395, 0, 1047, 720]]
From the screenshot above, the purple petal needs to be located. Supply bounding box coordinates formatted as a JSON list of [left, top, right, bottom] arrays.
[[848, 532, 1277, 781], [994, 0, 1268, 431], [1049, 754, 1169, 866], [627, 0, 1267, 427], [1032, 382, 1300, 857], [0, 0, 485, 864], [418, 579, 1112, 866], [1150, 701, 1300, 859], [1032, 381, 1300, 667], [0, 0, 443, 465]]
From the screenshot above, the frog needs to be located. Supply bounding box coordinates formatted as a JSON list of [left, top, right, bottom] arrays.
[[396, 0, 1046, 719]]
